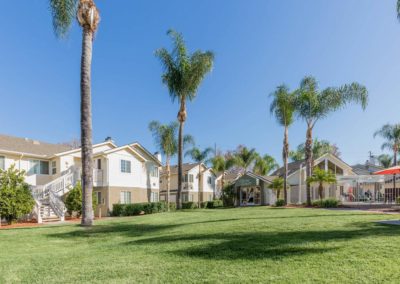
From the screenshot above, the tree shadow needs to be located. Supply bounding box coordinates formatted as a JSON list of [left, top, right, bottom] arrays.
[[128, 222, 400, 260]]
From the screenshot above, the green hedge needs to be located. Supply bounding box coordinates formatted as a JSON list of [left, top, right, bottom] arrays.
[[205, 200, 223, 209], [182, 202, 198, 209], [312, 198, 339, 208], [275, 199, 285, 207], [111, 202, 167, 217]]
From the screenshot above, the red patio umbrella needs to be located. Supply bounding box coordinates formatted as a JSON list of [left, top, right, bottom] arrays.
[[373, 166, 400, 175]]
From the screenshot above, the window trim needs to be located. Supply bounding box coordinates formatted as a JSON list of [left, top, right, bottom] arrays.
[[29, 159, 50, 175], [120, 160, 132, 174]]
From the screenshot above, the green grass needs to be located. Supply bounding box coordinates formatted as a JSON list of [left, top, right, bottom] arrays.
[[1, 207, 400, 283]]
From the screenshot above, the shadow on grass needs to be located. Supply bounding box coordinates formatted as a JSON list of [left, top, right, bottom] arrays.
[[128, 222, 400, 260]]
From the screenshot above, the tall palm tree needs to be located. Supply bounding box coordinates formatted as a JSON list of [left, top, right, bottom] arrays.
[[268, 177, 285, 200], [185, 146, 213, 207], [378, 154, 393, 169], [232, 146, 259, 173], [156, 30, 214, 209], [148, 121, 194, 210], [211, 155, 235, 201], [270, 85, 295, 204], [289, 139, 340, 162], [307, 168, 337, 202], [294, 76, 368, 206], [253, 154, 279, 176], [50, 0, 100, 226], [374, 124, 400, 191]]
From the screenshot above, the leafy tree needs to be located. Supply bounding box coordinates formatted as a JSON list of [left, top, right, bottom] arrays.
[[149, 121, 194, 210], [294, 76, 368, 206], [289, 139, 341, 162], [307, 168, 337, 202], [270, 84, 295, 205], [253, 154, 279, 176], [211, 155, 235, 203], [378, 154, 393, 169], [268, 177, 285, 200], [231, 146, 259, 172], [0, 165, 35, 224], [374, 123, 400, 191], [65, 182, 97, 217], [49, 0, 100, 226], [156, 30, 214, 209]]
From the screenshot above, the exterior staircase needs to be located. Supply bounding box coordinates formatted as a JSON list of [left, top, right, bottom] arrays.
[[31, 168, 79, 223]]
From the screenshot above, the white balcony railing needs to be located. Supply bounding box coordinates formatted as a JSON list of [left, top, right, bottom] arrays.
[[93, 169, 104, 187]]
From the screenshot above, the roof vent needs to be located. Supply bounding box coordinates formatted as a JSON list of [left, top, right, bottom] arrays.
[[105, 136, 113, 142]]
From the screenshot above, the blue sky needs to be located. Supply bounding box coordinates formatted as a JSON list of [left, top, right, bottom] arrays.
[[0, 0, 399, 165]]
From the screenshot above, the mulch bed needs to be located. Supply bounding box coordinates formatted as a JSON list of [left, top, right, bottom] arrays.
[[0, 220, 41, 229]]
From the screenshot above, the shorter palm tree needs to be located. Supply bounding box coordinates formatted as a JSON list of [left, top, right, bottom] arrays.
[[211, 155, 235, 201], [232, 146, 259, 172], [253, 154, 279, 176], [268, 177, 285, 200], [306, 168, 337, 202], [185, 146, 213, 206], [149, 121, 194, 209], [289, 139, 340, 162], [378, 154, 393, 169]]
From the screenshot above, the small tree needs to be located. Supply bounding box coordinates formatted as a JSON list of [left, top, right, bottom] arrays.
[[65, 182, 97, 217], [0, 165, 35, 224], [307, 168, 337, 202], [268, 177, 285, 200]]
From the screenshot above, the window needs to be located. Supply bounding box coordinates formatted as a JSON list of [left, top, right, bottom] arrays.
[[183, 194, 188, 202], [208, 195, 212, 201], [51, 161, 57, 175], [0, 156, 4, 170], [184, 174, 194, 183], [207, 176, 212, 185], [29, 160, 49, 175], [150, 165, 159, 178], [97, 159, 102, 170], [189, 194, 193, 202], [96, 192, 102, 205], [120, 191, 131, 204], [151, 192, 159, 202], [120, 160, 131, 173]]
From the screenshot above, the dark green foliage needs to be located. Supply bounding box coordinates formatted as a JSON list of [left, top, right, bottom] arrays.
[[396, 197, 400, 205], [0, 165, 35, 224], [111, 202, 167, 217], [168, 202, 177, 211], [275, 199, 286, 207], [312, 198, 339, 208], [205, 200, 224, 209], [182, 202, 198, 209], [222, 184, 235, 206], [65, 182, 97, 217]]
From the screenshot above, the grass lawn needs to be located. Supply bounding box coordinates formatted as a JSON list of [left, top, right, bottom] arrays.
[[2, 207, 400, 283]]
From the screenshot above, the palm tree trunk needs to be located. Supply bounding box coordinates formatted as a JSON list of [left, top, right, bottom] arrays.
[[305, 125, 313, 206], [198, 164, 202, 208], [177, 100, 186, 210], [277, 189, 280, 199], [319, 183, 323, 202], [80, 28, 94, 226], [166, 155, 170, 212], [283, 126, 289, 205], [393, 149, 397, 201]]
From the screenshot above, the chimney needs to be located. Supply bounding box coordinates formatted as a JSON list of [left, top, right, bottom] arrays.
[[105, 136, 114, 143], [154, 152, 162, 164]]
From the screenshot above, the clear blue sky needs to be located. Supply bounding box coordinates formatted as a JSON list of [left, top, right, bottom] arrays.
[[0, 0, 399, 165]]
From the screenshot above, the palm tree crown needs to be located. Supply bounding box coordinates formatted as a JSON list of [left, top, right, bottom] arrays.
[[289, 139, 340, 162], [270, 85, 296, 127], [185, 147, 213, 165], [268, 177, 285, 199], [374, 123, 400, 165], [232, 146, 259, 172], [155, 30, 214, 106], [253, 154, 279, 176], [378, 154, 393, 169], [307, 168, 337, 201]]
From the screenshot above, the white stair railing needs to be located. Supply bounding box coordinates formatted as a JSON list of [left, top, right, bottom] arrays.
[[31, 167, 79, 223]]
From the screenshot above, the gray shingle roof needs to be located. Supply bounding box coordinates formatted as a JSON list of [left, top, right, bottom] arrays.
[[161, 163, 199, 175], [0, 134, 72, 157], [271, 160, 305, 177]]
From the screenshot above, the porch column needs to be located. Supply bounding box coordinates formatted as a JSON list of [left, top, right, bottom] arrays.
[[298, 165, 302, 204]]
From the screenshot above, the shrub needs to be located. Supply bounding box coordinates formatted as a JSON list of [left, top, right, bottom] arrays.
[[205, 199, 224, 209], [275, 199, 285, 207], [182, 202, 198, 209], [65, 182, 97, 217], [312, 198, 339, 208], [111, 202, 167, 216], [0, 165, 35, 224], [200, 202, 208, 209], [397, 197, 400, 205], [168, 202, 176, 211]]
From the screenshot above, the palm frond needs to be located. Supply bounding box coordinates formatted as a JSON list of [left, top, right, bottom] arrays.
[[49, 0, 78, 38]]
